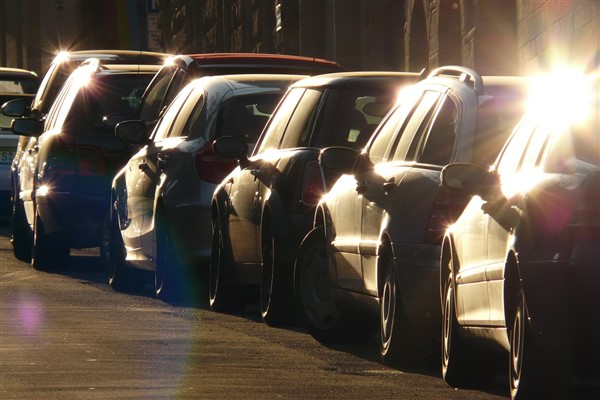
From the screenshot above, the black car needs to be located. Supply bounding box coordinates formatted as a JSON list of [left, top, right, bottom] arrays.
[[2, 50, 167, 261], [11, 60, 161, 270], [210, 71, 419, 326]]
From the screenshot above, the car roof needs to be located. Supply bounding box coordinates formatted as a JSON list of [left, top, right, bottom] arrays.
[[168, 53, 343, 75], [51, 50, 170, 65], [0, 67, 39, 79], [289, 71, 420, 89]]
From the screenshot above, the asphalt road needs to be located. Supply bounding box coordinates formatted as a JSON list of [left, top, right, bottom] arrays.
[[0, 221, 562, 400]]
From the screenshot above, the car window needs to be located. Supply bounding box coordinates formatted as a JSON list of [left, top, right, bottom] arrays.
[[152, 84, 195, 141], [65, 74, 155, 136], [390, 90, 442, 162], [366, 99, 415, 164], [417, 96, 459, 165], [278, 88, 323, 149], [46, 76, 80, 131], [496, 114, 538, 176], [0, 76, 37, 94], [310, 88, 397, 150], [138, 66, 178, 121], [214, 93, 281, 143], [256, 87, 305, 154], [544, 118, 600, 172]]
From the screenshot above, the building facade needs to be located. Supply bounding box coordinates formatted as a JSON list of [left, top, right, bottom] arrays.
[[1, 0, 599, 78]]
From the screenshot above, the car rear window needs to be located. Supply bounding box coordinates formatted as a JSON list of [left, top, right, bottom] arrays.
[[0, 76, 37, 94]]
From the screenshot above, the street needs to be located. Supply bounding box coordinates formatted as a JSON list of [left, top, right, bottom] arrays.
[[0, 222, 548, 400]]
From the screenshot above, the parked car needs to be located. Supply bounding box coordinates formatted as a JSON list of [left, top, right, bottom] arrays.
[[2, 50, 168, 261], [0, 67, 38, 216], [210, 71, 419, 325], [136, 53, 342, 132], [11, 59, 161, 270], [109, 74, 304, 300], [294, 67, 530, 366], [439, 73, 599, 398]]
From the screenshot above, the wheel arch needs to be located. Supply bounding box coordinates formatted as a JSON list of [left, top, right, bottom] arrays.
[[376, 233, 394, 297], [503, 250, 522, 329]]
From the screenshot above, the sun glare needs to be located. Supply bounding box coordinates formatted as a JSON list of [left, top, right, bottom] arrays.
[[528, 67, 596, 127]]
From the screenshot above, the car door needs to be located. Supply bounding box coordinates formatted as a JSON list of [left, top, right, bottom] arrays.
[[226, 87, 307, 263], [486, 116, 550, 325], [358, 89, 444, 296], [130, 84, 197, 252]]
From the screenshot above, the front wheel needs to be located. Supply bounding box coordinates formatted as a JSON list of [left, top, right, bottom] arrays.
[[297, 227, 375, 344], [260, 223, 294, 326], [155, 213, 184, 301], [209, 220, 244, 312], [108, 212, 142, 292]]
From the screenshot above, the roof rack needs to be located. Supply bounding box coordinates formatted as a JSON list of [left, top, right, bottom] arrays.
[[427, 66, 484, 95]]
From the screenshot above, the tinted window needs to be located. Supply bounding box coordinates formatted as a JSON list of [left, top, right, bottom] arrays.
[[311, 88, 397, 150], [0, 76, 37, 94], [544, 117, 600, 172], [138, 66, 178, 121], [279, 88, 322, 149], [256, 88, 305, 153], [390, 90, 442, 162], [418, 96, 458, 165], [65, 74, 155, 136], [153, 84, 195, 141], [214, 93, 281, 143]]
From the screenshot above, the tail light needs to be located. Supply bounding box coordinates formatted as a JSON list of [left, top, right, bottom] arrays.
[[424, 188, 471, 244], [301, 161, 326, 205], [44, 145, 106, 178], [195, 142, 238, 184]]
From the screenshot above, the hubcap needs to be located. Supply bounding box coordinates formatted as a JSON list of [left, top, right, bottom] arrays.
[[301, 245, 339, 329], [510, 301, 524, 395], [381, 266, 396, 348]]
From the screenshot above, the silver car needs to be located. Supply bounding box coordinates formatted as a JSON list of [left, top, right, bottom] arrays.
[[109, 74, 304, 300]]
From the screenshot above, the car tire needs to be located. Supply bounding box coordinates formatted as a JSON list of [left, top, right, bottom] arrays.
[[297, 226, 375, 344], [108, 211, 142, 292], [441, 252, 495, 388], [260, 222, 294, 326], [380, 258, 424, 366], [209, 219, 244, 312], [155, 212, 183, 301], [509, 291, 544, 400], [31, 205, 69, 271], [11, 196, 32, 262]]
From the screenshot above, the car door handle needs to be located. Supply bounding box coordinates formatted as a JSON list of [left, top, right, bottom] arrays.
[[157, 153, 168, 169], [139, 162, 150, 172], [383, 177, 396, 194]]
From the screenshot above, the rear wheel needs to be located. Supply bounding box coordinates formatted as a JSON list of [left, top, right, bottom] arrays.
[[31, 205, 69, 271], [380, 258, 424, 366], [11, 196, 32, 262], [297, 227, 375, 344], [155, 213, 183, 301], [209, 220, 244, 312], [260, 222, 294, 326]]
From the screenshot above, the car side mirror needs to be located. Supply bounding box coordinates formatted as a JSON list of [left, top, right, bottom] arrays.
[[11, 117, 44, 137], [319, 146, 358, 174], [103, 113, 129, 128], [213, 136, 250, 168], [115, 120, 148, 144], [441, 163, 500, 201], [2, 98, 27, 118]]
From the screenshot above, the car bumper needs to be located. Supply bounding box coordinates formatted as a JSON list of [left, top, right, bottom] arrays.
[[36, 191, 108, 248], [393, 242, 441, 328]]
